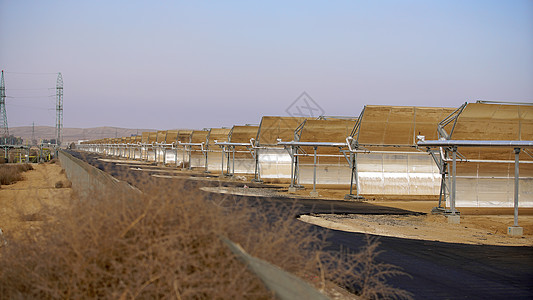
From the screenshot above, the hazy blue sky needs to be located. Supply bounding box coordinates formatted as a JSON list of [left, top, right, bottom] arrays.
[[1, 0, 532, 130]]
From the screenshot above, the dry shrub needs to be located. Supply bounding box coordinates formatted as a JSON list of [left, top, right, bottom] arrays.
[[0, 177, 411, 299], [321, 236, 413, 299], [0, 165, 22, 185], [17, 163, 34, 172], [0, 164, 33, 185]]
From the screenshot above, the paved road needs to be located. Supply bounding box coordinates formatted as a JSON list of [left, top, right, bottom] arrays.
[[69, 151, 533, 299]]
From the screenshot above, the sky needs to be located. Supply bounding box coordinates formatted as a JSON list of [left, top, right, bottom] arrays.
[[1, 0, 532, 130]]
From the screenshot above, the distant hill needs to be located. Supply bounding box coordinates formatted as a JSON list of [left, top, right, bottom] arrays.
[[9, 126, 159, 144]]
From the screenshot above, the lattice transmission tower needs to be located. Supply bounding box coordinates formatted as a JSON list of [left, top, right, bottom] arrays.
[[0, 70, 8, 141], [55, 72, 63, 146]]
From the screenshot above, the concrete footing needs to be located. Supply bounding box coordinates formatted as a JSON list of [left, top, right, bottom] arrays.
[[508, 226, 523, 236], [345, 194, 365, 200], [309, 191, 319, 197], [288, 187, 297, 193], [447, 215, 461, 224]]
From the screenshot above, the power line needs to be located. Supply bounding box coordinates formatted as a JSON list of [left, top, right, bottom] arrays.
[[8, 103, 55, 110], [6, 88, 54, 91], [5, 72, 58, 75], [6, 95, 55, 99]]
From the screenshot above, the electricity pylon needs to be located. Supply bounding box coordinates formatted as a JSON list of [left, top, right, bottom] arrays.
[[55, 72, 63, 146], [0, 70, 8, 141]]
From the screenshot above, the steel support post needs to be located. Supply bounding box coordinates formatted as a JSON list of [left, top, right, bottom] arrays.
[[354, 152, 360, 198], [175, 147, 179, 167], [289, 146, 296, 193], [345, 151, 363, 200], [188, 146, 193, 170], [226, 148, 231, 175], [221, 147, 225, 176], [232, 146, 235, 176], [204, 148, 209, 173], [508, 147, 523, 235], [348, 152, 354, 195], [254, 150, 259, 181], [447, 146, 461, 223], [182, 146, 186, 170], [289, 146, 295, 188], [434, 169, 447, 213], [514, 148, 520, 227], [310, 146, 318, 197], [252, 148, 262, 183], [451, 147, 457, 214]]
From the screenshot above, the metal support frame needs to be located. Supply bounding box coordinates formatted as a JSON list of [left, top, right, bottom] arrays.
[[177, 142, 203, 170], [278, 140, 348, 197], [215, 141, 254, 178], [344, 137, 366, 200], [283, 144, 304, 191], [437, 102, 467, 140], [419, 139, 532, 227]]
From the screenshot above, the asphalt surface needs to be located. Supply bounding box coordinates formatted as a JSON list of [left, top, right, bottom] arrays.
[[69, 151, 533, 299]]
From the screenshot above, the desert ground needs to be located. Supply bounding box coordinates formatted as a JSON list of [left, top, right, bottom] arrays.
[[0, 162, 73, 241], [2, 161, 531, 249]]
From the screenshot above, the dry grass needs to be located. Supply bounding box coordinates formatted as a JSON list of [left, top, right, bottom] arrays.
[[0, 172, 412, 299], [0, 163, 34, 185]]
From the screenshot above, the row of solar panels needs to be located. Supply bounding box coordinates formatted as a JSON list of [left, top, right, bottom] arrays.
[[81, 102, 532, 160], [79, 102, 532, 207]]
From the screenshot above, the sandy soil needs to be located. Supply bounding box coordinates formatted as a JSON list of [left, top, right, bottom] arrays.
[[0, 162, 73, 240], [282, 188, 533, 246], [300, 213, 533, 246], [203, 185, 533, 246]]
